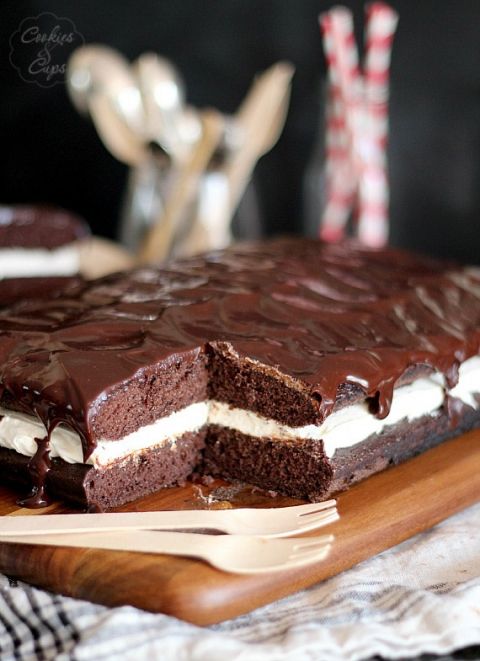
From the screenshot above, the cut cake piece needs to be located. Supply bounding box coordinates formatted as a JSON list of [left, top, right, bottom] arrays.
[[0, 204, 89, 307], [0, 238, 479, 509]]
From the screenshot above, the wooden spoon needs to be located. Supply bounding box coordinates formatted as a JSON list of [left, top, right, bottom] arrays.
[[137, 109, 225, 264], [224, 61, 294, 214]]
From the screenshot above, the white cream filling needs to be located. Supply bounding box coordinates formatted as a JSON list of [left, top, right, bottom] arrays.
[[209, 378, 446, 458], [0, 245, 80, 278], [0, 401, 209, 469], [0, 357, 479, 467]]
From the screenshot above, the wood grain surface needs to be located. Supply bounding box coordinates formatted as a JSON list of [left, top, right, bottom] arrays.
[[1, 429, 480, 626]]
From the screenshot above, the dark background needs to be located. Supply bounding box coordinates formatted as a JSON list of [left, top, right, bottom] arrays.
[[0, 0, 479, 263]]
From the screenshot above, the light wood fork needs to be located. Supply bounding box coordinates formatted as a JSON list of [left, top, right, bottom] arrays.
[[2, 501, 338, 538], [0, 530, 334, 575]]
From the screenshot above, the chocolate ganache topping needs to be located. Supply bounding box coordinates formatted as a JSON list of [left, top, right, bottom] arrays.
[[1, 238, 480, 479], [0, 204, 89, 249]]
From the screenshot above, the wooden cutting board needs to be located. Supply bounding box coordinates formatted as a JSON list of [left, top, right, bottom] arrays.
[[1, 429, 480, 626]]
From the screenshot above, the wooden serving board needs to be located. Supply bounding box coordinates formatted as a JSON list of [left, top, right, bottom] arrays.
[[1, 429, 480, 626]]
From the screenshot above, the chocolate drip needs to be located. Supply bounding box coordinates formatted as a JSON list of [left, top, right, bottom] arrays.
[[444, 394, 473, 430], [16, 416, 62, 509], [17, 435, 51, 508], [0, 237, 480, 506], [443, 360, 460, 389]]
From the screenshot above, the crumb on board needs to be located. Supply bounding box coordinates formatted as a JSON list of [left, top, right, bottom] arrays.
[[192, 480, 281, 509], [192, 485, 233, 509]]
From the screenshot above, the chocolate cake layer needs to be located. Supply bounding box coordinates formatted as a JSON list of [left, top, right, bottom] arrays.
[[203, 426, 333, 500], [207, 344, 322, 425], [0, 237, 480, 507], [89, 351, 208, 441], [0, 431, 206, 509]]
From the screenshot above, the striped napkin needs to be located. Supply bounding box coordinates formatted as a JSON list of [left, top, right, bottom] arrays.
[[1, 502, 480, 661]]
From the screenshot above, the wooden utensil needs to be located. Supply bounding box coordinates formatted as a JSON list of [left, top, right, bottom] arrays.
[[78, 237, 134, 278], [224, 61, 294, 215], [133, 53, 199, 162], [0, 530, 334, 575], [0, 501, 338, 539], [137, 109, 225, 264], [87, 94, 148, 166], [175, 63, 294, 257], [67, 45, 148, 166]]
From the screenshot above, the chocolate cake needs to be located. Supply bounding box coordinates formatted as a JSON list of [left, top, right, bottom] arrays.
[[0, 237, 479, 509], [0, 205, 89, 307]]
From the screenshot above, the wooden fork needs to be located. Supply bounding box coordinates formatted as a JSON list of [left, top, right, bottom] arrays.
[[0, 530, 334, 575], [2, 501, 338, 539]]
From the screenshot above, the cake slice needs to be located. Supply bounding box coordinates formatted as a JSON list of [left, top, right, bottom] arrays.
[[0, 238, 479, 509], [0, 204, 89, 307]]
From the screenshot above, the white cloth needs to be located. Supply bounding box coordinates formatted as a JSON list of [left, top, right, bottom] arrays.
[[1, 503, 480, 661]]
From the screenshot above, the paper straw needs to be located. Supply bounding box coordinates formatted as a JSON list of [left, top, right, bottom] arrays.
[[321, 73, 356, 241], [319, 8, 360, 240], [358, 2, 398, 247]]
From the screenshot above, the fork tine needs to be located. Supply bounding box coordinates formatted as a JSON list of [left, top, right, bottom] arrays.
[[288, 510, 339, 530], [288, 546, 332, 563], [258, 506, 339, 538], [296, 500, 337, 517], [291, 535, 335, 551], [287, 515, 338, 534], [266, 510, 339, 538], [297, 510, 340, 527]]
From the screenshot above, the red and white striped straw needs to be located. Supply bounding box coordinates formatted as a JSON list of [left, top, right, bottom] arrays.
[[320, 10, 356, 241], [320, 9, 361, 241], [358, 2, 398, 247], [321, 87, 356, 242], [318, 2, 398, 248]]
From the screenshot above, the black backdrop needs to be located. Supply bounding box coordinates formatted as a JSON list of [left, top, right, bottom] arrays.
[[1, 0, 479, 263]]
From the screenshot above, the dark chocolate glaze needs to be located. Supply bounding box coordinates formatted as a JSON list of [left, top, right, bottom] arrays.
[[1, 237, 480, 469], [0, 276, 85, 308], [0, 204, 89, 249]]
